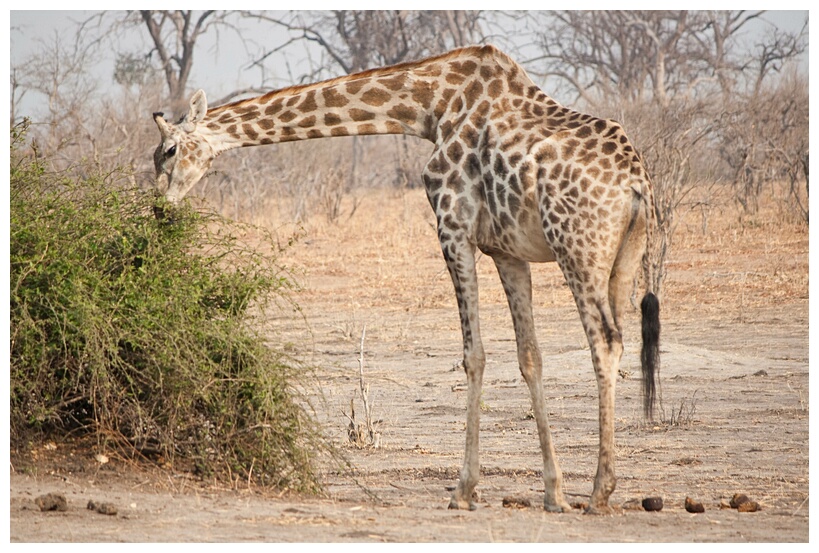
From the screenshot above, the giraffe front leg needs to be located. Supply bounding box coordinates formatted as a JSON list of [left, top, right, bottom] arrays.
[[522, 356, 572, 513], [439, 238, 485, 511], [449, 346, 485, 510]]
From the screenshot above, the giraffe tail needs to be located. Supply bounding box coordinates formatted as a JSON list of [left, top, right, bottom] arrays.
[[640, 291, 660, 419], [638, 179, 660, 419]]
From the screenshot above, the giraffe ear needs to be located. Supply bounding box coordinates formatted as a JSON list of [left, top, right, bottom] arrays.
[[187, 90, 208, 125]]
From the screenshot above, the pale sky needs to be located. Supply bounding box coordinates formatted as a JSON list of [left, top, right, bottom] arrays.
[[7, 9, 811, 120]]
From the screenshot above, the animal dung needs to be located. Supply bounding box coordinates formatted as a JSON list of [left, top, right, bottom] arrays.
[[87, 500, 118, 515], [685, 497, 705, 513], [737, 501, 760, 513], [736, 500, 761, 512], [729, 493, 750, 508], [501, 496, 531, 509], [34, 492, 68, 512], [729, 493, 760, 512], [642, 496, 664, 511]]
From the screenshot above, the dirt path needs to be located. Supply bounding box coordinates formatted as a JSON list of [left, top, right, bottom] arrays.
[[9, 191, 809, 542]]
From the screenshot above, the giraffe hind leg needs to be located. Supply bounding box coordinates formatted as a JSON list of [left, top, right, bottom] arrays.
[[608, 190, 648, 338], [576, 218, 647, 513], [493, 253, 572, 512], [556, 191, 648, 513], [609, 193, 659, 418], [574, 288, 623, 514]]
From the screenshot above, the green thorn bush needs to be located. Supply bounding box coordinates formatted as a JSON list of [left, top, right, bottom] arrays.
[[10, 121, 326, 492]]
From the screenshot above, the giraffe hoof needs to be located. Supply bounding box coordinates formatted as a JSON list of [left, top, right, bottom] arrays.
[[448, 498, 477, 511], [544, 500, 572, 513], [584, 504, 614, 515]]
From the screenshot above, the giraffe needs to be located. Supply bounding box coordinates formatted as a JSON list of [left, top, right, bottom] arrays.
[[152, 44, 660, 514]]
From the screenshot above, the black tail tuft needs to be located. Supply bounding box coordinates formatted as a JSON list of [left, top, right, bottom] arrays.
[[640, 292, 660, 419]]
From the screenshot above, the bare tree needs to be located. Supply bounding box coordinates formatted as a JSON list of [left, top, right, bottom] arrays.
[[244, 10, 483, 79], [9, 29, 100, 165], [696, 11, 764, 97], [716, 67, 808, 219], [527, 11, 775, 107], [746, 18, 809, 97], [771, 72, 810, 223], [10, 67, 26, 128], [709, 13, 807, 216], [626, 100, 716, 293], [10, 13, 195, 187], [62, 10, 273, 109], [521, 10, 808, 295], [137, 11, 227, 107]]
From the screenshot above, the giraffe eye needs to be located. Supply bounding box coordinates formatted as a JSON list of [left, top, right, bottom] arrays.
[[166, 145, 177, 157]]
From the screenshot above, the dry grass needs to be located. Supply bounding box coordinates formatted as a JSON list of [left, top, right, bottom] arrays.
[[663, 198, 808, 316], [260, 183, 807, 320]]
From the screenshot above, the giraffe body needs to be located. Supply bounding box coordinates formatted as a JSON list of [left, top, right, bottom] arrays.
[[153, 45, 660, 513]]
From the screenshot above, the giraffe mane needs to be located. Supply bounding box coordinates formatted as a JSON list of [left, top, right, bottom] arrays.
[[206, 44, 511, 117]]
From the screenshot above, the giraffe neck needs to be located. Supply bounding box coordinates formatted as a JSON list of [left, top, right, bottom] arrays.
[[197, 45, 536, 155]]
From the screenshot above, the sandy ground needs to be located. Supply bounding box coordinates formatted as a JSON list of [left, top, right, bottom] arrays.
[[9, 190, 809, 542]]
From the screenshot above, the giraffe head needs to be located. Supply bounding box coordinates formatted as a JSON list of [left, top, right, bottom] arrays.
[[152, 90, 215, 203]]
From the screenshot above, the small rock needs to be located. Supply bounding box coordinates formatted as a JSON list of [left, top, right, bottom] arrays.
[[570, 501, 589, 511], [729, 493, 751, 508], [752, 370, 768, 377], [35, 492, 68, 512], [502, 496, 531, 509], [87, 500, 118, 516], [685, 497, 705, 513], [642, 497, 663, 511]]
